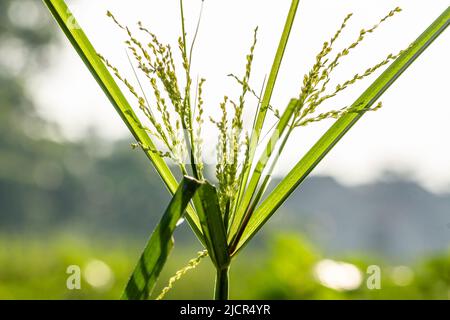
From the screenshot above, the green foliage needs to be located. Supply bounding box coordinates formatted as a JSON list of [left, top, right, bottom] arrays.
[[193, 183, 230, 271], [239, 234, 450, 300], [122, 177, 202, 300], [0, 236, 135, 299], [42, 0, 450, 300], [0, 235, 448, 299]]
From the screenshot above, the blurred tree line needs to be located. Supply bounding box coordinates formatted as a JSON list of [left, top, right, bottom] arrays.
[[0, 0, 170, 237]]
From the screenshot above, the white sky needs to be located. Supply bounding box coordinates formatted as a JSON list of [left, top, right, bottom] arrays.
[[31, 0, 450, 193]]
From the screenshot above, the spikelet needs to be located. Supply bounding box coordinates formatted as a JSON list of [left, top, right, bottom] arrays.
[[211, 95, 229, 211], [308, 49, 406, 111], [156, 250, 208, 300], [178, 36, 193, 130], [228, 73, 280, 119], [293, 7, 403, 126], [194, 78, 206, 178], [231, 27, 258, 188], [211, 28, 258, 213], [325, 7, 402, 76], [105, 11, 195, 167], [98, 54, 172, 148], [297, 101, 383, 127]]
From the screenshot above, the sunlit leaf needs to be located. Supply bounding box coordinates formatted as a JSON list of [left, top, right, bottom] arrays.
[[121, 176, 202, 300], [234, 6, 450, 255]]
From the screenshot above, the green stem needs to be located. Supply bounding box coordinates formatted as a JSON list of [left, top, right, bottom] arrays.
[[214, 266, 230, 300], [229, 99, 298, 243], [230, 125, 294, 254], [180, 0, 200, 180]]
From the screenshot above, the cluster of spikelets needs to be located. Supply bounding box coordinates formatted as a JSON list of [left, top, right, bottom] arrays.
[[241, 7, 405, 129], [156, 250, 208, 300], [210, 28, 258, 216], [100, 10, 206, 181], [100, 5, 404, 295], [101, 9, 260, 214]]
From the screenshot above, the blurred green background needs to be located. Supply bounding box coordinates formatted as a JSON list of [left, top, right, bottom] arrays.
[[0, 234, 448, 299], [0, 0, 448, 299]]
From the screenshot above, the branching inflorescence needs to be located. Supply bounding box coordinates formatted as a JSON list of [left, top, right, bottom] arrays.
[[43, 0, 449, 299], [101, 3, 405, 298]]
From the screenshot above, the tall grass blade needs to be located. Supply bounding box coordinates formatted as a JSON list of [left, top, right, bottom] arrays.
[[229, 98, 298, 243], [233, 6, 450, 255], [42, 0, 204, 240], [236, 0, 300, 207], [121, 177, 202, 300], [194, 183, 230, 270]]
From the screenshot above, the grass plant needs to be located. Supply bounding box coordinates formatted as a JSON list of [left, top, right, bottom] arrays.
[[43, 0, 450, 299]]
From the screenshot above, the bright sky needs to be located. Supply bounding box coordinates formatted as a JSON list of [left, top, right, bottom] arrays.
[[32, 0, 450, 193]]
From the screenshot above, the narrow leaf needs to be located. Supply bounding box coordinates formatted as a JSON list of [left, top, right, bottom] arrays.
[[236, 0, 300, 207], [194, 183, 231, 270], [121, 177, 202, 300], [229, 98, 298, 241], [234, 6, 450, 255]]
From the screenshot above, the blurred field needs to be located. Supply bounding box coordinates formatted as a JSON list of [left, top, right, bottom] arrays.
[[0, 233, 448, 300], [0, 0, 449, 300]]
